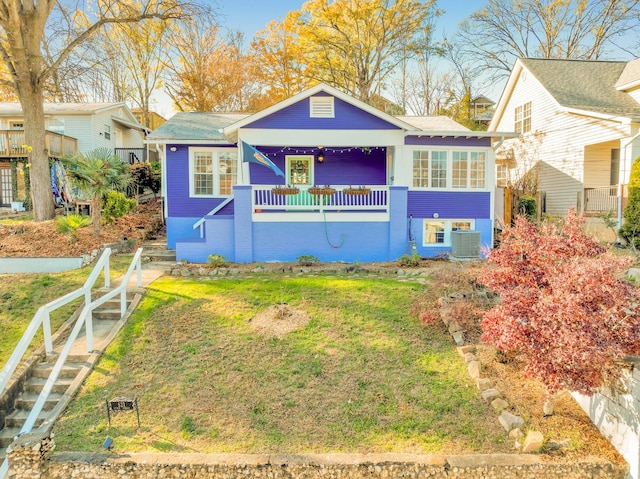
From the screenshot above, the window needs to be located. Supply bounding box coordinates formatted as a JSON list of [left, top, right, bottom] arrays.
[[496, 163, 508, 187], [423, 219, 475, 246], [9, 121, 23, 130], [412, 150, 447, 188], [189, 148, 238, 197], [412, 148, 488, 190], [452, 151, 468, 188], [470, 152, 486, 188], [310, 96, 334, 118], [104, 125, 111, 140], [514, 101, 531, 134]]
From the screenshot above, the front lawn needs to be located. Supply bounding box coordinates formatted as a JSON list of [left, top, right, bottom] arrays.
[[53, 276, 509, 454]]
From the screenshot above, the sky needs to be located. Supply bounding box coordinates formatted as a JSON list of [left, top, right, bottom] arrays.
[[153, 0, 493, 117], [218, 0, 487, 39]]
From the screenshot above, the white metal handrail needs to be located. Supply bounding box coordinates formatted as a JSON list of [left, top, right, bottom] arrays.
[[0, 249, 112, 396], [0, 248, 143, 478], [253, 185, 389, 213]]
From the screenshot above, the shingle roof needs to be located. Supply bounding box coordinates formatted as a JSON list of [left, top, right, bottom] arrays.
[[146, 112, 249, 142], [616, 58, 640, 89], [520, 58, 640, 119], [396, 115, 470, 131]]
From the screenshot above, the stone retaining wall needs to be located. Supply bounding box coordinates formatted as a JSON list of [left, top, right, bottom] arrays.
[[7, 432, 628, 479]]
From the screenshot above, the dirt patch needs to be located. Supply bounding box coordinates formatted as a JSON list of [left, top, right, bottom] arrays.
[[248, 304, 311, 338], [0, 199, 163, 257]]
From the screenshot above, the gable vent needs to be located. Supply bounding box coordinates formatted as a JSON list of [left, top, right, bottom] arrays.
[[310, 96, 334, 118]]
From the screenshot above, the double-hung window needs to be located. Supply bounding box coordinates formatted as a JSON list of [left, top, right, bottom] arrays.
[[189, 147, 237, 197], [412, 150, 447, 188], [514, 102, 531, 134], [423, 219, 474, 246]]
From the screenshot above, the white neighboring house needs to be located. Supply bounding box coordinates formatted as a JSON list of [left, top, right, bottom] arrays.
[[0, 102, 150, 207], [489, 58, 640, 220]]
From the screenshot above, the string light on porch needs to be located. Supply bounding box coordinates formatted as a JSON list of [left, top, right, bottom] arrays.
[[259, 146, 384, 157]]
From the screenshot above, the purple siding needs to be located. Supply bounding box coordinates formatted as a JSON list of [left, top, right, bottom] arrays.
[[166, 143, 235, 218], [250, 146, 387, 185], [408, 191, 490, 218], [246, 96, 401, 130], [405, 136, 491, 147]]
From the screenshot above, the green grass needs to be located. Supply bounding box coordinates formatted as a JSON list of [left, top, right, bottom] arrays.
[[0, 254, 136, 365], [53, 276, 509, 455]]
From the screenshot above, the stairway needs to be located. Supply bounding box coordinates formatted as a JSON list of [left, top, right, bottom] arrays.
[[141, 237, 176, 270], [0, 294, 136, 464]]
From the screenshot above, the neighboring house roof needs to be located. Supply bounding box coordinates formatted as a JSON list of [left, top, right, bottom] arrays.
[[615, 58, 640, 91], [521, 58, 640, 118], [397, 116, 470, 131], [146, 112, 249, 144]]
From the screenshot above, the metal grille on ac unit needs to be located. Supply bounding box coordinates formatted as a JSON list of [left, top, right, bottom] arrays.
[[451, 231, 481, 259]]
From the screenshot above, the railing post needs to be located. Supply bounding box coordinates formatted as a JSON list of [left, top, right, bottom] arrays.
[[42, 310, 53, 354], [104, 257, 110, 288], [85, 310, 93, 353]]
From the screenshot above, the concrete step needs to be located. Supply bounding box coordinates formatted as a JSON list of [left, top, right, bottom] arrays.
[[0, 428, 20, 448], [25, 377, 73, 394], [45, 353, 90, 363], [143, 249, 176, 262], [93, 308, 124, 320], [32, 362, 86, 379], [4, 409, 48, 429], [14, 392, 63, 410]]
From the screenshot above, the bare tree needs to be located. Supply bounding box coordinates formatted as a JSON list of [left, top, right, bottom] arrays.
[[457, 0, 640, 81], [0, 0, 192, 221]]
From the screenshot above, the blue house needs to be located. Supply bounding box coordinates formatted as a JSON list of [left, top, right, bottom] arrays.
[[147, 84, 509, 263]]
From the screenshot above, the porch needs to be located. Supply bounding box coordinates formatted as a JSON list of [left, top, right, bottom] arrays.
[[252, 185, 389, 221], [0, 130, 77, 158]]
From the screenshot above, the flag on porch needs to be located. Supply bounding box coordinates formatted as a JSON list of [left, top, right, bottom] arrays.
[[241, 141, 285, 177]]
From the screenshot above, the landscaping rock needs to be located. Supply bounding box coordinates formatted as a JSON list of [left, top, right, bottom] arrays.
[[509, 428, 524, 440], [499, 411, 524, 432], [491, 398, 509, 412], [463, 352, 476, 363], [522, 431, 544, 453], [467, 360, 481, 379], [457, 345, 476, 356], [481, 388, 502, 403], [547, 438, 571, 450], [448, 322, 463, 334], [628, 268, 640, 283], [452, 331, 464, 345], [476, 378, 493, 391]]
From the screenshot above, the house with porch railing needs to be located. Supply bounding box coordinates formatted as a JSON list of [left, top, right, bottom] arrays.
[[147, 84, 511, 263], [489, 58, 640, 224], [0, 102, 150, 208]]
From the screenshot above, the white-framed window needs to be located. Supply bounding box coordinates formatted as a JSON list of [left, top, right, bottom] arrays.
[[412, 148, 486, 190], [104, 124, 111, 140], [423, 219, 474, 246], [514, 101, 531, 134], [189, 147, 238, 197]]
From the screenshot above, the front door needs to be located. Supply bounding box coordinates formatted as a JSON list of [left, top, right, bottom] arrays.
[[0, 166, 13, 206], [286, 155, 313, 207]]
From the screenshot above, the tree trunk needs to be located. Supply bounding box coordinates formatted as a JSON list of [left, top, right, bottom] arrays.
[[19, 88, 54, 221], [91, 194, 102, 235]]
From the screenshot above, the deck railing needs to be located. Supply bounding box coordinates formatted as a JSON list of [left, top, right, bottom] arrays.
[[252, 185, 389, 213], [582, 185, 626, 214], [114, 148, 158, 164], [0, 130, 77, 158]]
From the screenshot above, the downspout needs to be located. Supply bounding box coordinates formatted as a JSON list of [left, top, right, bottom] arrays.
[[618, 129, 640, 234], [158, 143, 168, 223]]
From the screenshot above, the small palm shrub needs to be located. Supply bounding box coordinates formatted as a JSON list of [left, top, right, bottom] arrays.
[[55, 214, 91, 243]]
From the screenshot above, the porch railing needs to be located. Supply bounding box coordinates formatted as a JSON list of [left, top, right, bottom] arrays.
[[581, 185, 627, 214], [252, 185, 389, 213], [0, 130, 77, 158], [115, 148, 158, 164]]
